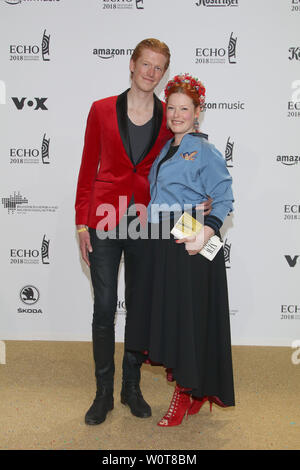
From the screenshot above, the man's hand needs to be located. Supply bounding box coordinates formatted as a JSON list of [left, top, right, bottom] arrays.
[[176, 225, 215, 256], [196, 197, 213, 216], [77, 226, 92, 266]]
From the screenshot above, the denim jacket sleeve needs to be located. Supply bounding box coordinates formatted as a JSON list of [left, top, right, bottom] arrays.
[[200, 141, 234, 223]]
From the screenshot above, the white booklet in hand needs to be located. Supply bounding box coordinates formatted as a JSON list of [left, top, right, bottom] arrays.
[[171, 212, 223, 261]]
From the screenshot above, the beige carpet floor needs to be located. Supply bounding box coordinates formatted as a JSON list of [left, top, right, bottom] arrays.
[[0, 341, 299, 450]]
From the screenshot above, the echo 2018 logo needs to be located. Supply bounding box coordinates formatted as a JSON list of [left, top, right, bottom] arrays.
[[9, 30, 50, 62], [101, 0, 144, 10], [287, 80, 300, 118], [10, 235, 50, 265], [10, 133, 50, 164], [196, 32, 237, 65]]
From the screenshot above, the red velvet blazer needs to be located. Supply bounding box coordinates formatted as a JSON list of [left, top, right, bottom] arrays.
[[75, 89, 172, 229]]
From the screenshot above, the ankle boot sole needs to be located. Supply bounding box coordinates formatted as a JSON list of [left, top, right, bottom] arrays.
[[120, 396, 152, 418], [85, 402, 114, 425]]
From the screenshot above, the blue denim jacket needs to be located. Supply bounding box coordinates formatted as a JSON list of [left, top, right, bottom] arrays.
[[147, 133, 234, 226]]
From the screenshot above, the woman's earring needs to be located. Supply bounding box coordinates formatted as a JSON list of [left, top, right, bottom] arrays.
[[193, 118, 199, 133]]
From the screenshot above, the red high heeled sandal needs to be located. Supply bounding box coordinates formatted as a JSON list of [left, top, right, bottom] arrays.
[[157, 385, 192, 427], [188, 396, 209, 415], [189, 395, 228, 415]]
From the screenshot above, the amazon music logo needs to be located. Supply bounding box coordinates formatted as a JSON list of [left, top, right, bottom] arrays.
[[276, 154, 299, 166], [195, 32, 237, 65], [5, 0, 60, 4], [9, 30, 50, 61], [203, 100, 245, 112], [93, 47, 134, 60]]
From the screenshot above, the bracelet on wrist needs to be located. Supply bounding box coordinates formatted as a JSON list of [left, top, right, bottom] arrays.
[[77, 227, 88, 233]]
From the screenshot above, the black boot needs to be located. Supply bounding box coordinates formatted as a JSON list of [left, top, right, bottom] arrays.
[[120, 350, 151, 418], [85, 325, 115, 425]]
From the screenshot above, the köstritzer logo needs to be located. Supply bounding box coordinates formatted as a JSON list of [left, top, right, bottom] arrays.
[[289, 47, 300, 60], [195, 0, 238, 6]]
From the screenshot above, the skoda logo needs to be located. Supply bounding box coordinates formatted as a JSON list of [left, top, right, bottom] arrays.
[[20, 285, 40, 305]]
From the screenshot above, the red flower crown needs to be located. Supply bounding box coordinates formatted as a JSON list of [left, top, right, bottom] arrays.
[[164, 73, 206, 108]]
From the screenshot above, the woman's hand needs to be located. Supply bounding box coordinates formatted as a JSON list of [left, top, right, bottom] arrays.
[[176, 225, 215, 256], [195, 197, 213, 216], [77, 226, 93, 266]]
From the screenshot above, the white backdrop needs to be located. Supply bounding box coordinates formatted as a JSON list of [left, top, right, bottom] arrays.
[[0, 0, 299, 346]]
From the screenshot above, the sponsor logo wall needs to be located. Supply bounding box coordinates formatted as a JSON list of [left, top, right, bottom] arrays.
[[0, 0, 299, 345]]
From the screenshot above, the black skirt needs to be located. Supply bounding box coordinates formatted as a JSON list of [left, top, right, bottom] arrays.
[[125, 221, 235, 407]]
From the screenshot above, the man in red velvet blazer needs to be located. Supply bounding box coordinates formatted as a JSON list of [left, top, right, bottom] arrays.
[[75, 39, 173, 426]]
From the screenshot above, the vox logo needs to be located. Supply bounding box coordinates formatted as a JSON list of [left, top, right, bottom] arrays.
[[11, 97, 48, 110], [285, 255, 299, 267]]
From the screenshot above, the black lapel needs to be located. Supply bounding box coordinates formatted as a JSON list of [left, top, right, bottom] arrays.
[[116, 89, 133, 163], [116, 90, 163, 166], [136, 93, 163, 165]]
